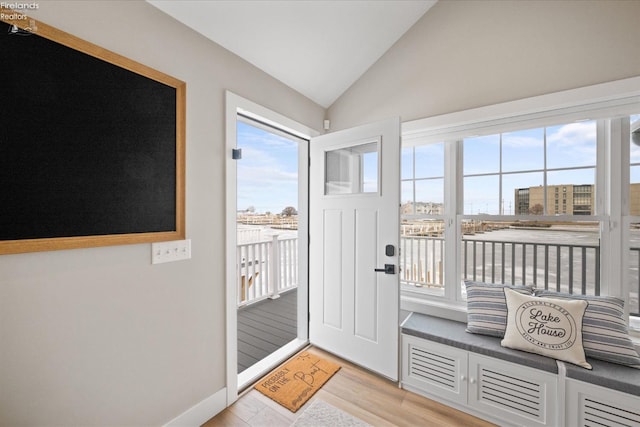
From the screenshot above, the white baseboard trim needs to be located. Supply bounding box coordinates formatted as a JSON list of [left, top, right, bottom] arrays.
[[164, 388, 227, 427]]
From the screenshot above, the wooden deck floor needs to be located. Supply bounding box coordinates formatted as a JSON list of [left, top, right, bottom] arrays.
[[237, 289, 298, 373]]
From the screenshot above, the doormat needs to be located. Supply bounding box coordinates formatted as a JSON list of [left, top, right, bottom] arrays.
[[254, 351, 341, 412]]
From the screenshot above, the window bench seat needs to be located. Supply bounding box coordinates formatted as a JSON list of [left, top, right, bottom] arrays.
[[401, 312, 640, 426], [401, 311, 558, 374]]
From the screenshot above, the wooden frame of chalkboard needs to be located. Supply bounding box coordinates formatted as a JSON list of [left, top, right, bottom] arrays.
[[0, 9, 186, 255]]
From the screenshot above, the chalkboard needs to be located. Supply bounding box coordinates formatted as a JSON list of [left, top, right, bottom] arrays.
[[0, 11, 185, 254]]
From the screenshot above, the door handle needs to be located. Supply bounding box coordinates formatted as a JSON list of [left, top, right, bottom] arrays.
[[374, 264, 396, 274]]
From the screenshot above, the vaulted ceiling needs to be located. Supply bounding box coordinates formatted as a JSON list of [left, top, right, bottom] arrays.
[[147, 0, 437, 108]]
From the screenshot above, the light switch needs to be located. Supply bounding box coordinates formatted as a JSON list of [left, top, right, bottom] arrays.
[[151, 239, 191, 264]]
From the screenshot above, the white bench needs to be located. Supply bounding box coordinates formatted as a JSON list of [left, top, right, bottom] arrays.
[[401, 312, 640, 427]]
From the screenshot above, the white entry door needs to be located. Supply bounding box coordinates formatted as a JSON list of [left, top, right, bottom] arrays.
[[309, 117, 400, 381]]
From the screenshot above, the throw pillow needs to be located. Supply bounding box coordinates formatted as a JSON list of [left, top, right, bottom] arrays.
[[535, 290, 640, 369], [502, 288, 592, 369], [465, 281, 535, 337]]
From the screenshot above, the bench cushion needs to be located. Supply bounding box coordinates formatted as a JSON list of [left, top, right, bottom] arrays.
[[564, 358, 640, 396], [465, 281, 535, 337], [401, 312, 558, 373], [402, 312, 640, 397]]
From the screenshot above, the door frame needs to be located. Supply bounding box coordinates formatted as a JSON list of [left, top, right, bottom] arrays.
[[224, 92, 319, 405]]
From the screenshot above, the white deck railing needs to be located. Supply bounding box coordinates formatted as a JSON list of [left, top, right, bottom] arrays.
[[237, 232, 639, 316], [237, 235, 298, 306]]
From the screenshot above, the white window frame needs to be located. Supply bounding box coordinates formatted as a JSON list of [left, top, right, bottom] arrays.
[[626, 115, 640, 332], [400, 76, 640, 324]]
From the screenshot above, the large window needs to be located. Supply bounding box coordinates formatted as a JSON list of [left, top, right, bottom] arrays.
[[401, 92, 640, 329], [460, 122, 598, 296], [463, 122, 596, 216]]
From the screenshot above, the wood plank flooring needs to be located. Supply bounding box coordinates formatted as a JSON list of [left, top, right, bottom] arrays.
[[205, 346, 496, 427], [238, 289, 297, 373]]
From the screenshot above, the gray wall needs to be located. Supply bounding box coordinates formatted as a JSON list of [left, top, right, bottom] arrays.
[[0, 1, 324, 425], [327, 0, 640, 130]]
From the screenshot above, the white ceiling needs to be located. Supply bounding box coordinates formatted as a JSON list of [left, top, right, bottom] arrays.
[[147, 0, 437, 108]]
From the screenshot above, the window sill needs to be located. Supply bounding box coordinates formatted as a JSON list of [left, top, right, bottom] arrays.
[[401, 293, 467, 323], [629, 318, 640, 353]]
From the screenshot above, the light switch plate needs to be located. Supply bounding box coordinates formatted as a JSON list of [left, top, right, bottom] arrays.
[[152, 239, 191, 264]]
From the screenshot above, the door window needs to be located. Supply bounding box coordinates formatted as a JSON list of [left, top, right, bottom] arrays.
[[325, 140, 379, 195]]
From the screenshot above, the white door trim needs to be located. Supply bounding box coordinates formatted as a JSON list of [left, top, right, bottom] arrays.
[[224, 91, 319, 405]]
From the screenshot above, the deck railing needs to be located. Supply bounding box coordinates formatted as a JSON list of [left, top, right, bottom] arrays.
[[401, 235, 640, 317], [236, 235, 298, 306], [401, 236, 445, 288], [237, 233, 640, 316], [461, 239, 601, 295]]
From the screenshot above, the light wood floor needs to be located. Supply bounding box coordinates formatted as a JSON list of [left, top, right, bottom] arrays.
[[203, 346, 496, 427]]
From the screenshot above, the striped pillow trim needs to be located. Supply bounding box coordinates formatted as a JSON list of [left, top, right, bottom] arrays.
[[465, 281, 535, 337], [535, 291, 640, 368]]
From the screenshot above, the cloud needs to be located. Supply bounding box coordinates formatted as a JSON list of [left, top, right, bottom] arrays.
[[237, 123, 298, 148], [236, 122, 301, 213], [502, 129, 543, 148], [547, 122, 596, 145], [238, 165, 297, 185], [547, 122, 596, 155]]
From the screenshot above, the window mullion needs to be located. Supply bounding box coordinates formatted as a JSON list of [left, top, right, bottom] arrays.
[[444, 139, 460, 302], [543, 127, 548, 213], [598, 119, 611, 297], [499, 133, 503, 214], [412, 147, 416, 214], [603, 118, 626, 300], [618, 118, 632, 322]]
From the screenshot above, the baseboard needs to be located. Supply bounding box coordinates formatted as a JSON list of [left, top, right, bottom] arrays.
[[163, 388, 227, 427]]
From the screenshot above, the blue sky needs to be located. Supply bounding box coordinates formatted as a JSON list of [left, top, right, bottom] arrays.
[[236, 121, 299, 214], [463, 122, 597, 214], [403, 121, 602, 215], [238, 115, 639, 216]]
